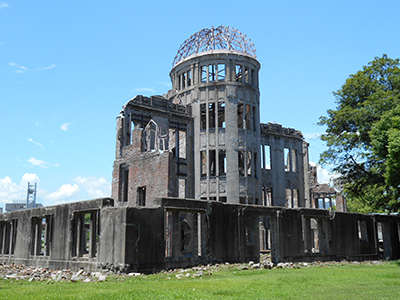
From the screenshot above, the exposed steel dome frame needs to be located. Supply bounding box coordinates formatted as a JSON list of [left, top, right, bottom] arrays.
[[173, 26, 257, 67]]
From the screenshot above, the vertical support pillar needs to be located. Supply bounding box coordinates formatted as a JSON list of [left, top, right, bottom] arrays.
[[303, 217, 312, 254], [269, 214, 282, 264], [90, 212, 97, 257], [8, 221, 14, 255], [171, 211, 180, 258]]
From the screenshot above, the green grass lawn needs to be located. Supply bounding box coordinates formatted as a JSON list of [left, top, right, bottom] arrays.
[[1, 261, 399, 299]]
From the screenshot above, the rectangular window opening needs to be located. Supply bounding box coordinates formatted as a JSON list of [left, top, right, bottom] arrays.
[[201, 66, 207, 83], [236, 65, 242, 82], [137, 186, 146, 206], [208, 102, 215, 129], [182, 73, 186, 89], [218, 102, 225, 128], [265, 145, 271, 169], [246, 151, 252, 176], [252, 106, 257, 131], [358, 220, 369, 243], [284, 148, 290, 172], [119, 165, 129, 202], [208, 65, 215, 82], [209, 150, 216, 176], [217, 64, 225, 81], [187, 70, 191, 86]]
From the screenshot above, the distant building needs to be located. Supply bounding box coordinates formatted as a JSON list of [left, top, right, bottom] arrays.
[[5, 201, 43, 212]]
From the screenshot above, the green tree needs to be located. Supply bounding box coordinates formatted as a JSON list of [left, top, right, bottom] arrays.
[[319, 54, 400, 213]]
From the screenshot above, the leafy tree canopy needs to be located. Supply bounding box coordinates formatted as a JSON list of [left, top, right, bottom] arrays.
[[319, 54, 400, 213]]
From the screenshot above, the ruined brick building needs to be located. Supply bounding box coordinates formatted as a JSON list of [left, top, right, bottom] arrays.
[[1, 27, 399, 273], [112, 26, 315, 209]]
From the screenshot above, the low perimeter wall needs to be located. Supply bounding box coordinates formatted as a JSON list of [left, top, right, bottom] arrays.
[[1, 197, 399, 273]]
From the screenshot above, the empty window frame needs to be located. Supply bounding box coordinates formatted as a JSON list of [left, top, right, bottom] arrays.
[[217, 64, 225, 81], [208, 103, 216, 129], [201, 151, 207, 177], [71, 212, 99, 258], [181, 72, 186, 89], [187, 70, 191, 86], [209, 150, 216, 176], [291, 149, 297, 172], [284, 148, 290, 172], [262, 145, 271, 170], [251, 69, 256, 85], [217, 102, 225, 128], [119, 165, 129, 202], [201, 66, 207, 83], [200, 104, 206, 130], [236, 65, 242, 82], [219, 150, 226, 176], [237, 103, 244, 128], [208, 65, 216, 82], [137, 186, 146, 206], [0, 220, 17, 255], [31, 217, 52, 256]]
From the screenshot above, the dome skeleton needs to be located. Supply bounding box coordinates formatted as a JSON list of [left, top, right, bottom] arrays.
[[173, 26, 257, 66]]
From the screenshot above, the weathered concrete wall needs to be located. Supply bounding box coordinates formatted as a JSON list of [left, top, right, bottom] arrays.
[[1, 198, 399, 273]]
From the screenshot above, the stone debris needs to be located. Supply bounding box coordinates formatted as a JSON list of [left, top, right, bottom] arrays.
[[0, 257, 387, 283], [0, 262, 118, 283]]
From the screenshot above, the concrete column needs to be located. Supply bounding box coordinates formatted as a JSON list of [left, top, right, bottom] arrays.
[[303, 217, 312, 253], [171, 212, 180, 258], [90, 212, 97, 257]]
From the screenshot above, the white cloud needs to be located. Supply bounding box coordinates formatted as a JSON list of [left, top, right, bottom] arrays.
[[135, 87, 155, 93], [74, 175, 111, 198], [0, 2, 9, 10], [28, 137, 44, 149], [61, 122, 73, 131], [303, 132, 322, 141], [0, 173, 40, 206], [28, 157, 60, 168], [9, 62, 29, 73], [34, 122, 42, 127], [44, 184, 80, 202], [38, 64, 56, 71]]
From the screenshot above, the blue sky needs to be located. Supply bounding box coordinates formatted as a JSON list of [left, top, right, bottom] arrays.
[[1, 0, 399, 209]]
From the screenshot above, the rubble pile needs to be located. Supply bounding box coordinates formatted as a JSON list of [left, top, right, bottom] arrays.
[[0, 256, 386, 283]]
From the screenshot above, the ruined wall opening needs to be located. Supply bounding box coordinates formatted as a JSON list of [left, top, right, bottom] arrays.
[[137, 186, 146, 206], [259, 216, 271, 252], [261, 144, 271, 170], [31, 216, 51, 256], [119, 164, 129, 202], [284, 148, 290, 172], [0, 220, 17, 255], [262, 186, 273, 206], [142, 119, 169, 152], [165, 211, 206, 258], [71, 211, 99, 258]]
